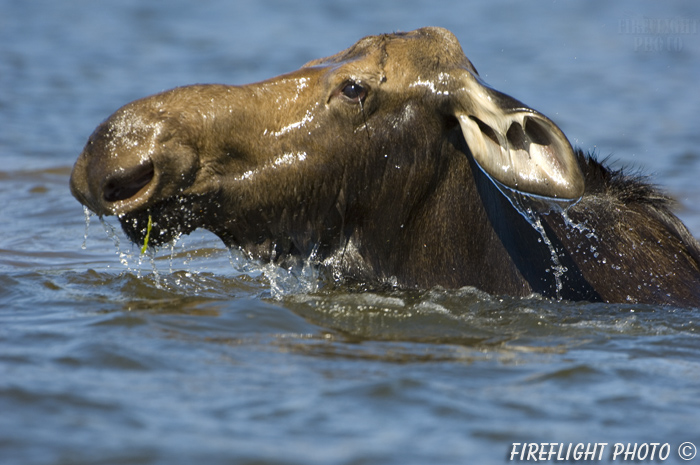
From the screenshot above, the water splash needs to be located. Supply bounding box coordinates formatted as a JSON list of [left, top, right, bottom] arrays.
[[227, 245, 322, 299], [227, 246, 249, 272], [560, 208, 599, 243], [264, 247, 321, 299]]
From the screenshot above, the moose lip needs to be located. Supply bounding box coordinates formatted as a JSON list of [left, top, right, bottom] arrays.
[[117, 195, 205, 247], [117, 209, 158, 246], [121, 212, 184, 248]]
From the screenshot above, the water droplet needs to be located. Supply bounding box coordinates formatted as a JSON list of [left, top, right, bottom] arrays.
[[81, 206, 92, 250]]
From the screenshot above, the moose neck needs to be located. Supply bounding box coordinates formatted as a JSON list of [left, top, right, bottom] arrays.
[[330, 127, 524, 293]]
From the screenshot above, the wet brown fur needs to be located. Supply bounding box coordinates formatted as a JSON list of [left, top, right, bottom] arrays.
[[70, 28, 700, 307]]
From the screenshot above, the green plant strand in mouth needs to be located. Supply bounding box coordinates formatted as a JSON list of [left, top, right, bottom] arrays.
[[140, 214, 152, 254]]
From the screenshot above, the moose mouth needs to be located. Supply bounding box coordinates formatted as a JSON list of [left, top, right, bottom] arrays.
[[117, 196, 205, 248], [90, 160, 197, 247]]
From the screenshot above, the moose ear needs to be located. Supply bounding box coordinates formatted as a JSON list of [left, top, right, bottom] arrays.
[[453, 71, 584, 202]]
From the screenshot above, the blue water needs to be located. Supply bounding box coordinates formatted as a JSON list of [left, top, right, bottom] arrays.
[[2, 1, 700, 464]]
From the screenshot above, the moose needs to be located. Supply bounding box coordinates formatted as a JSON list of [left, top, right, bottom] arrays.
[[70, 27, 700, 307]]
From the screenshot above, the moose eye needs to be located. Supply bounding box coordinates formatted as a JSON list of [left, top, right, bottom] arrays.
[[338, 81, 367, 104]]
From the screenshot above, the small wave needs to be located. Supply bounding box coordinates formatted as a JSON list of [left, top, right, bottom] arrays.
[[83, 217, 700, 346]]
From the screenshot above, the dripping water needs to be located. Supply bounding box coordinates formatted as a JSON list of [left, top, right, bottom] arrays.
[[491, 181, 583, 300], [148, 248, 162, 288], [81, 212, 236, 295], [135, 244, 145, 278], [94, 216, 164, 287], [100, 217, 133, 270], [81, 206, 92, 249], [168, 239, 178, 274], [135, 246, 162, 288]]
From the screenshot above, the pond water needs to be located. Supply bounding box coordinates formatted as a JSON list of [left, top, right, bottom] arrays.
[[2, 1, 700, 464]]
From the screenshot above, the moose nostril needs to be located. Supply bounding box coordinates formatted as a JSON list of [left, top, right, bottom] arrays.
[[469, 116, 499, 145], [102, 161, 155, 203], [506, 122, 526, 150], [524, 116, 552, 146]]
